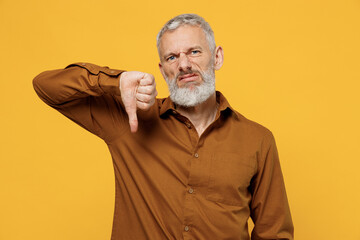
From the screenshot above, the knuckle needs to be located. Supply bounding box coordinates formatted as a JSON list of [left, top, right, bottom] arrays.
[[138, 93, 151, 102], [137, 102, 147, 110], [143, 95, 151, 102], [143, 86, 151, 94]]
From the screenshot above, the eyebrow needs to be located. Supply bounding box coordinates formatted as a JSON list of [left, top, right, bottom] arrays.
[[163, 45, 204, 60]]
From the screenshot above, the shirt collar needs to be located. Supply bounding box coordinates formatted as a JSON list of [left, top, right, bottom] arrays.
[[159, 91, 240, 120]]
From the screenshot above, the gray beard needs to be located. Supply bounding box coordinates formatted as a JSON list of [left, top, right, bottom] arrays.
[[165, 67, 215, 107]]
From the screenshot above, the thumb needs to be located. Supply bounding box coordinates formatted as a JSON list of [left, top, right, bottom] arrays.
[[120, 71, 145, 133], [126, 106, 138, 133], [122, 85, 138, 133]]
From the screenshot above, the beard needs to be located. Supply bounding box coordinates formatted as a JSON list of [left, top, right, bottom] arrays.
[[164, 66, 216, 107]]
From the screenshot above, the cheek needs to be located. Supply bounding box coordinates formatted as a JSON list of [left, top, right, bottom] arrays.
[[191, 57, 212, 71], [165, 69, 175, 79], [163, 66, 178, 78]]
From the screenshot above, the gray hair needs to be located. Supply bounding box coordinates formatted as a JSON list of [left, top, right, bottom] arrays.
[[156, 14, 216, 56]]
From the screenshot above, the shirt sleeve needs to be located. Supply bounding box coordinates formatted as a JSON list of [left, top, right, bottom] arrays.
[[249, 131, 294, 240], [33, 62, 128, 141]]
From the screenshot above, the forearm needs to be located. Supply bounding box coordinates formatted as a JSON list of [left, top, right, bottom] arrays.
[[33, 62, 127, 139], [33, 62, 124, 107]]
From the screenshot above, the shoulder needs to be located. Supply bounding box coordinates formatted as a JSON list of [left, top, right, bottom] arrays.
[[232, 109, 274, 142]]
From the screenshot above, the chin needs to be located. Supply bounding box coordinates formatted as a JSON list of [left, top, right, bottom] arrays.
[[178, 81, 202, 89]]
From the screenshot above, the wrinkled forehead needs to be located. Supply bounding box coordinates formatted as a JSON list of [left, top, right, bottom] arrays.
[[158, 25, 210, 57]]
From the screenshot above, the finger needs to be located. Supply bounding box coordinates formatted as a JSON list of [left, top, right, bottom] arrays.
[[123, 88, 138, 133], [148, 97, 155, 106], [136, 92, 153, 103], [139, 74, 155, 86], [126, 106, 138, 133], [137, 101, 153, 110], [137, 85, 154, 95], [153, 89, 158, 98], [137, 97, 155, 109]]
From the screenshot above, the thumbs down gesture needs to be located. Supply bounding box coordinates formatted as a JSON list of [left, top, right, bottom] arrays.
[[119, 71, 157, 133]]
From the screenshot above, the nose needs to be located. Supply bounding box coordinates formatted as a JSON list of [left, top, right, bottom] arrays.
[[178, 53, 192, 72]]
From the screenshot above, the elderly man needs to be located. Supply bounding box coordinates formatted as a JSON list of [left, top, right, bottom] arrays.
[[33, 14, 293, 240]]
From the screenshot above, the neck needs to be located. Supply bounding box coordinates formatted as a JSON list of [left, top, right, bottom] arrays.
[[176, 92, 218, 136]]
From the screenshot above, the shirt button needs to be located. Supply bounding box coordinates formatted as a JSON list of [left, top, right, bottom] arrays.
[[194, 153, 199, 158], [81, 63, 86, 66], [172, 110, 177, 114], [186, 122, 191, 128], [110, 70, 115, 74], [184, 226, 190, 232], [188, 188, 194, 194]]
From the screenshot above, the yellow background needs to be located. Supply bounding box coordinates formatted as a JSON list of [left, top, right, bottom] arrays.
[[1, 0, 359, 239]]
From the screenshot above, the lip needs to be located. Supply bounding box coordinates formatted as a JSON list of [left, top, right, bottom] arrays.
[[178, 73, 199, 82]]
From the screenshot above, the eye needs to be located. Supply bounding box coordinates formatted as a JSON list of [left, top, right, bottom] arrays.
[[191, 50, 200, 55], [167, 56, 176, 61]]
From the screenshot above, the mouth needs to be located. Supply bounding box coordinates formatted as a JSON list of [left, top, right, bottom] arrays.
[[178, 73, 199, 83]]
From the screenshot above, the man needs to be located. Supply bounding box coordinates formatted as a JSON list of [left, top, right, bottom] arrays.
[[33, 14, 294, 240]]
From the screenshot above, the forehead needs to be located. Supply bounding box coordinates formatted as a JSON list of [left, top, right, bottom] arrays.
[[159, 25, 210, 56]]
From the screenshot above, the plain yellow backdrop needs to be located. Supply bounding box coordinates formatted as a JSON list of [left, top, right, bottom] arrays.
[[1, 0, 359, 239]]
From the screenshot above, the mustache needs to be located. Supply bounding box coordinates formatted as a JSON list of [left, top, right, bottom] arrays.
[[175, 70, 202, 80]]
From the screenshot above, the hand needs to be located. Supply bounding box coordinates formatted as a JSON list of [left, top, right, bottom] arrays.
[[119, 71, 157, 133]]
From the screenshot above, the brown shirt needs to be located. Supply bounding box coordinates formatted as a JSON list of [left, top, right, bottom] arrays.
[[33, 62, 294, 240]]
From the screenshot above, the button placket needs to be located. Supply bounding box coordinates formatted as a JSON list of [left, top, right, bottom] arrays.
[[182, 189, 194, 237], [181, 125, 200, 238]]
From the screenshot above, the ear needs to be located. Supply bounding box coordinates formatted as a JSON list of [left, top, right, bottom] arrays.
[[158, 62, 166, 79], [213, 46, 224, 71]]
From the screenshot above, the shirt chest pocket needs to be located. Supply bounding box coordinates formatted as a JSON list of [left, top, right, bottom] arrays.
[[206, 153, 257, 206]]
